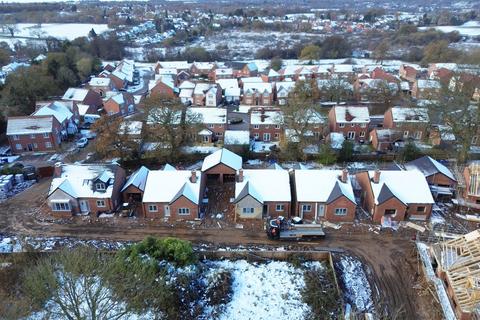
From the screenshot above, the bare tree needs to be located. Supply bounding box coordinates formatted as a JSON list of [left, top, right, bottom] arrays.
[[23, 248, 132, 320], [144, 94, 202, 158], [429, 81, 480, 163]]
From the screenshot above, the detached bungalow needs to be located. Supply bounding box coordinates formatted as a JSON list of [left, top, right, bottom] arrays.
[[356, 170, 434, 223], [405, 156, 457, 201], [234, 168, 291, 219], [142, 169, 203, 220], [47, 163, 126, 217], [294, 169, 356, 222]]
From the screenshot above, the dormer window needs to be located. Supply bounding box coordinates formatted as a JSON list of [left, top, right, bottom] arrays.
[[96, 183, 106, 191]]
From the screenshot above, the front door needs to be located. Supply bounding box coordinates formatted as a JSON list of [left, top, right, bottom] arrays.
[[317, 204, 325, 220], [262, 204, 268, 218], [347, 131, 355, 140], [79, 200, 90, 213], [263, 133, 271, 142], [164, 205, 170, 217]]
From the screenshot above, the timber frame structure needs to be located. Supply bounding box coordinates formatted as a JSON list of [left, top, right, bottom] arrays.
[[431, 230, 480, 320]]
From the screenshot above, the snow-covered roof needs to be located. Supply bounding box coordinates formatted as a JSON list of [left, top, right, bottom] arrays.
[[294, 170, 355, 203], [241, 77, 264, 83], [7, 116, 54, 135], [157, 68, 177, 76], [193, 62, 215, 70], [224, 130, 250, 145], [225, 87, 241, 97], [89, 77, 111, 87], [244, 82, 273, 94], [275, 81, 296, 93], [33, 101, 73, 124], [179, 80, 195, 89], [391, 107, 429, 123], [121, 166, 149, 192], [189, 107, 227, 124], [235, 169, 291, 203], [267, 69, 279, 77], [142, 170, 202, 205], [49, 163, 119, 199], [202, 148, 242, 172], [367, 170, 434, 205], [77, 104, 90, 116], [417, 79, 441, 89], [332, 64, 354, 73], [250, 110, 283, 125], [159, 61, 190, 70], [216, 78, 239, 89], [334, 106, 370, 123], [179, 88, 194, 98], [216, 68, 233, 75], [62, 88, 89, 102], [193, 83, 212, 95], [405, 156, 456, 182]]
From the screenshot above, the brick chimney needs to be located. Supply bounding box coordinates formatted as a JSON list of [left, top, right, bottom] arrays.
[[340, 169, 348, 183], [237, 169, 244, 183], [54, 162, 63, 177], [373, 169, 381, 184], [190, 170, 197, 183]]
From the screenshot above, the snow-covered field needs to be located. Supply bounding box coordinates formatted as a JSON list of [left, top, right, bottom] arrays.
[[12, 23, 111, 40], [420, 21, 480, 37], [210, 260, 320, 320]]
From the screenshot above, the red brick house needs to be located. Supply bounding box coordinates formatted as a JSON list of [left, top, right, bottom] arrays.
[[383, 107, 429, 141], [188, 107, 226, 143], [294, 169, 357, 222], [356, 170, 434, 223], [328, 106, 370, 142], [190, 62, 216, 77], [62, 88, 103, 111], [193, 83, 222, 107], [250, 109, 283, 142], [411, 79, 441, 99], [201, 148, 242, 183], [47, 163, 126, 217], [33, 101, 78, 135], [103, 91, 136, 116], [399, 65, 418, 83], [405, 156, 457, 200], [234, 168, 291, 220], [141, 169, 203, 220], [149, 77, 176, 98], [7, 115, 63, 154], [88, 77, 115, 97], [240, 62, 258, 77], [242, 82, 274, 106], [369, 128, 403, 152]]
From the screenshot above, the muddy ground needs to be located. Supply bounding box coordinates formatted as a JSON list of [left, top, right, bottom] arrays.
[[0, 178, 443, 319]]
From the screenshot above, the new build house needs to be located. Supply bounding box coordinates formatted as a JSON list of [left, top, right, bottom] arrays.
[[234, 168, 291, 220], [356, 170, 434, 223], [250, 109, 283, 142], [383, 107, 429, 141], [142, 169, 203, 220], [189, 107, 227, 143], [293, 169, 356, 222], [201, 148, 242, 183], [47, 163, 126, 217]]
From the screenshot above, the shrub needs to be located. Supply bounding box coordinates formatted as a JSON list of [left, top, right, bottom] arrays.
[[302, 266, 342, 319]]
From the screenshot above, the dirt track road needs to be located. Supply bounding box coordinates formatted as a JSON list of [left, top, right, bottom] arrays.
[[0, 179, 441, 319]]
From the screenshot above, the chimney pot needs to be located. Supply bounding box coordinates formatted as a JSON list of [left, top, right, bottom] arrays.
[[373, 169, 381, 184], [341, 169, 348, 183], [238, 169, 244, 183], [190, 170, 197, 183], [54, 162, 63, 177]]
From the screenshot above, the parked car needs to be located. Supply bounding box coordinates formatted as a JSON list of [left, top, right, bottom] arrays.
[[76, 137, 88, 148], [80, 130, 97, 139]]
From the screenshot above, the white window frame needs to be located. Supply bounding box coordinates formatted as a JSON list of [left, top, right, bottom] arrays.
[[15, 144, 22, 150], [472, 136, 478, 145], [359, 131, 366, 138], [33, 143, 38, 149], [253, 124, 259, 129], [13, 135, 19, 141], [178, 208, 190, 215], [276, 204, 284, 211], [148, 204, 158, 212], [208, 124, 214, 128], [274, 133, 280, 140], [96, 200, 106, 208], [52, 202, 70, 211], [96, 183, 106, 191], [360, 123, 367, 128], [242, 207, 254, 214], [30, 134, 36, 139], [263, 133, 271, 141], [275, 125, 280, 129], [43, 132, 49, 138], [335, 208, 347, 216], [302, 204, 312, 212], [45, 142, 52, 148], [339, 123, 345, 128], [403, 130, 409, 138], [254, 133, 259, 139]]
